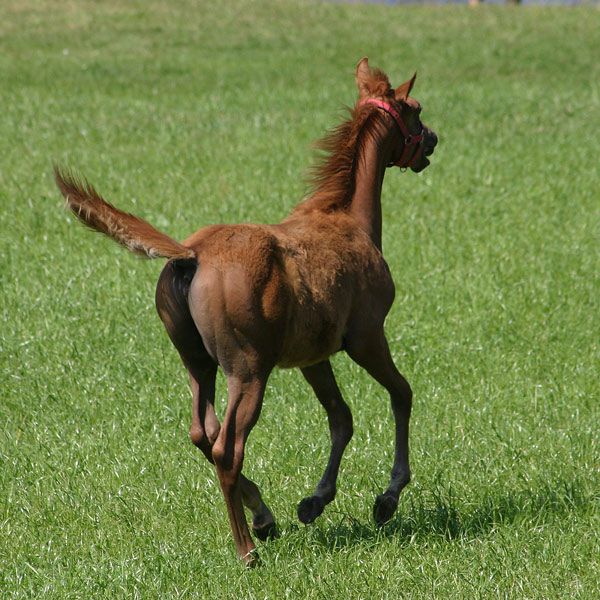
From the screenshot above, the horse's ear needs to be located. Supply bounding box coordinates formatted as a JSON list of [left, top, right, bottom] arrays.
[[355, 57, 371, 99], [395, 71, 417, 102]]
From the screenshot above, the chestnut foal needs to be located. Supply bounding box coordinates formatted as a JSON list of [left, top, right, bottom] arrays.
[[55, 58, 437, 564]]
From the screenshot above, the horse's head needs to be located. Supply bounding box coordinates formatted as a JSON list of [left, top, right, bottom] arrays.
[[356, 57, 438, 172]]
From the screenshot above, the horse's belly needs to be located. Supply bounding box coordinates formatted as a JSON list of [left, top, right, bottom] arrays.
[[276, 299, 349, 368]]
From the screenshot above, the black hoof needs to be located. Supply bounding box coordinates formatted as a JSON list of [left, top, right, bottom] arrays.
[[252, 520, 278, 541], [297, 496, 325, 524], [373, 494, 398, 526]]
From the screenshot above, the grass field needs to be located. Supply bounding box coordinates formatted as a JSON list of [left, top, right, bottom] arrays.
[[1, 1, 599, 597]]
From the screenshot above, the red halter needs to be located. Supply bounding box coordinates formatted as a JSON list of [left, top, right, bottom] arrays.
[[359, 99, 424, 169]]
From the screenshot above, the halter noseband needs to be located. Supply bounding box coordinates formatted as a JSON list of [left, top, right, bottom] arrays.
[[359, 99, 424, 169]]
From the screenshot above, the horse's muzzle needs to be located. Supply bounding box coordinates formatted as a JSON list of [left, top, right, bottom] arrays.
[[423, 127, 438, 156], [411, 127, 438, 172]]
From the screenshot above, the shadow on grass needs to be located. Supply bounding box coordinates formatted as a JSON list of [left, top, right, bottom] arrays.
[[299, 479, 595, 552]]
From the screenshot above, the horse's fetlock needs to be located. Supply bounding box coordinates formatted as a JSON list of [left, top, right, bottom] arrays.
[[391, 467, 410, 488], [315, 483, 336, 504]]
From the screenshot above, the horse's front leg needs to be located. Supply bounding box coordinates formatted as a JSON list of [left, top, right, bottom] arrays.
[[297, 360, 353, 524], [345, 329, 412, 525], [212, 371, 269, 565]]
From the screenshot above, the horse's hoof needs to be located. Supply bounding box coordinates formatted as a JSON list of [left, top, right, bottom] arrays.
[[252, 520, 278, 541], [373, 494, 398, 526], [241, 550, 260, 568], [297, 496, 325, 524]]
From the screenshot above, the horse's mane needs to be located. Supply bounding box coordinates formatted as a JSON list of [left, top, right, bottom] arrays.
[[291, 103, 383, 215], [292, 68, 392, 216]]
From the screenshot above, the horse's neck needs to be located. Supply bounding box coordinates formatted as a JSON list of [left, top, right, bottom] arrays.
[[348, 124, 397, 250]]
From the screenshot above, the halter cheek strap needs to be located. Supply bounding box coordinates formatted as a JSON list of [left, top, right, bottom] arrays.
[[359, 99, 424, 169]]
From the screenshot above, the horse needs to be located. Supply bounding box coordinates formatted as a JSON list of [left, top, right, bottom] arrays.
[[54, 57, 437, 564]]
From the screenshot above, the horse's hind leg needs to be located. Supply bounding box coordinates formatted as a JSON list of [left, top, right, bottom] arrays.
[[212, 371, 271, 563], [240, 474, 276, 541], [346, 330, 412, 526], [297, 360, 353, 524], [188, 364, 220, 460], [155, 261, 275, 541], [156, 260, 221, 458], [189, 365, 275, 541]]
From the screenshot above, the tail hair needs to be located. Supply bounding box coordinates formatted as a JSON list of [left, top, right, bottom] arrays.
[[54, 165, 195, 260]]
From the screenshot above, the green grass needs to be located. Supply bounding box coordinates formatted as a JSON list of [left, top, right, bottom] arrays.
[[1, 1, 599, 597]]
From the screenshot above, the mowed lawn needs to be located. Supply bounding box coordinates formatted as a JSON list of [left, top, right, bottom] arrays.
[[1, 1, 599, 597]]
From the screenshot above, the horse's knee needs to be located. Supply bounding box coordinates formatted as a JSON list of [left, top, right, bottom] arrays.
[[212, 437, 244, 482], [403, 379, 413, 404], [211, 438, 228, 471], [339, 402, 354, 441], [395, 378, 412, 409]]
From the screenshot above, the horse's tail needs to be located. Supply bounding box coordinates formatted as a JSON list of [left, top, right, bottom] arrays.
[[54, 165, 196, 260]]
